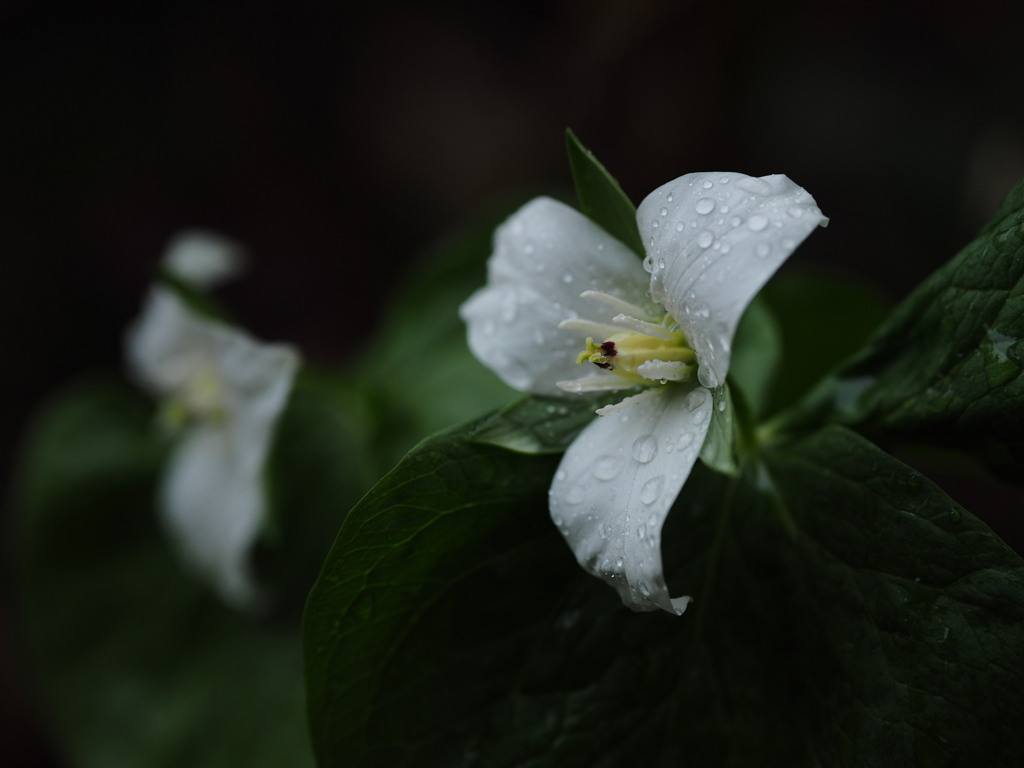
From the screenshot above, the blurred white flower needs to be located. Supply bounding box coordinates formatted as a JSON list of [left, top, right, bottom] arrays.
[[461, 173, 826, 614], [126, 232, 299, 609]]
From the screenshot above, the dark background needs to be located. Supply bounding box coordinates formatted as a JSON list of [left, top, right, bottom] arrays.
[[4, 1, 1024, 764]]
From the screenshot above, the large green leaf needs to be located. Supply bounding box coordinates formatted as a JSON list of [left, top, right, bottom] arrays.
[[565, 128, 645, 257], [303, 412, 1024, 766], [16, 377, 315, 767], [786, 178, 1024, 479]]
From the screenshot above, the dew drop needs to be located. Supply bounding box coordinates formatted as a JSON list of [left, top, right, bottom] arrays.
[[701, 180, 714, 189], [756, 242, 771, 258], [660, 206, 668, 216], [730, 216, 742, 227], [632, 434, 658, 463], [562, 272, 574, 284], [565, 485, 586, 505], [697, 230, 714, 248], [639, 582, 651, 597], [691, 408, 709, 426], [666, 193, 674, 202], [552, 514, 563, 528], [555, 469, 567, 481], [686, 388, 707, 410], [717, 399, 726, 412], [640, 476, 664, 505], [652, 219, 660, 229], [719, 175, 731, 184], [615, 557, 624, 568], [593, 454, 624, 481], [675, 432, 694, 451], [695, 198, 716, 215], [675, 222, 684, 232], [637, 523, 647, 539], [748, 214, 768, 231], [658, 258, 666, 270], [787, 205, 804, 218], [782, 237, 795, 249]]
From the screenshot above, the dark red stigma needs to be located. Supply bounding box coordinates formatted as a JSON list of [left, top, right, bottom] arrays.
[[593, 340, 617, 370]]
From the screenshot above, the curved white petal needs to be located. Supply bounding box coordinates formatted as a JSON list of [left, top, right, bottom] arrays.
[[460, 197, 650, 396], [162, 229, 246, 289], [162, 425, 265, 608], [549, 385, 713, 615], [637, 173, 826, 387]]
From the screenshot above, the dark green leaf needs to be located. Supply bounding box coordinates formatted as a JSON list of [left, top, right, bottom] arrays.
[[565, 129, 645, 257], [15, 377, 315, 767], [783, 179, 1024, 479], [758, 270, 889, 419], [469, 394, 602, 454], [304, 412, 1024, 766]]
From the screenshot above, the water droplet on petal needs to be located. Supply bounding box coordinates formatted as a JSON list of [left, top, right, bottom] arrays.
[[691, 408, 709, 426], [640, 476, 664, 505], [717, 399, 726, 412], [675, 222, 684, 232], [788, 205, 804, 218], [615, 557, 624, 568], [748, 214, 768, 231], [555, 469, 567, 481], [675, 432, 694, 451], [756, 242, 771, 258], [565, 485, 586, 505], [637, 523, 646, 539], [695, 198, 716, 215], [666, 193, 674, 202], [701, 180, 714, 189], [632, 434, 658, 463], [660, 207, 668, 216], [562, 272, 574, 284], [652, 219, 660, 229], [686, 389, 707, 410], [593, 454, 624, 481], [697, 231, 714, 248]]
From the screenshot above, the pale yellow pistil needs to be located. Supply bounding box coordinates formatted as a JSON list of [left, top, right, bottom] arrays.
[[159, 366, 229, 432], [576, 328, 697, 385]]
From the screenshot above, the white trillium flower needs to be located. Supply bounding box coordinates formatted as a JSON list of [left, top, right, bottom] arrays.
[[126, 233, 299, 610], [461, 172, 827, 615]]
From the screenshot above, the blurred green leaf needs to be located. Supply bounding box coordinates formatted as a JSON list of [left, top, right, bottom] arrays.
[[303, 408, 1024, 765], [16, 376, 315, 768], [758, 271, 889, 419], [784, 178, 1024, 480], [565, 129, 644, 257], [360, 201, 520, 460]]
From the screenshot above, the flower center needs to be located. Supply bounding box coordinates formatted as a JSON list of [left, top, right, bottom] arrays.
[[576, 325, 697, 385], [160, 366, 229, 432]]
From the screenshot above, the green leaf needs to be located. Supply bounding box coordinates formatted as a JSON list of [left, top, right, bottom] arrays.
[[15, 377, 315, 767], [784, 178, 1024, 479], [304, 414, 1024, 765], [758, 271, 889, 419], [565, 128, 645, 257], [729, 293, 783, 419], [469, 394, 601, 454]]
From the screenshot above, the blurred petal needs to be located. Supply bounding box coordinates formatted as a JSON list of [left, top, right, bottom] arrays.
[[461, 197, 649, 396], [162, 229, 246, 288], [637, 173, 826, 387], [549, 385, 713, 615], [162, 425, 265, 608]]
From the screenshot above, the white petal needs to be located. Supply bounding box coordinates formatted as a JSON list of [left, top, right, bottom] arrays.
[[549, 385, 713, 615], [637, 173, 826, 388], [161, 425, 265, 609], [460, 197, 650, 396], [162, 229, 246, 288]]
